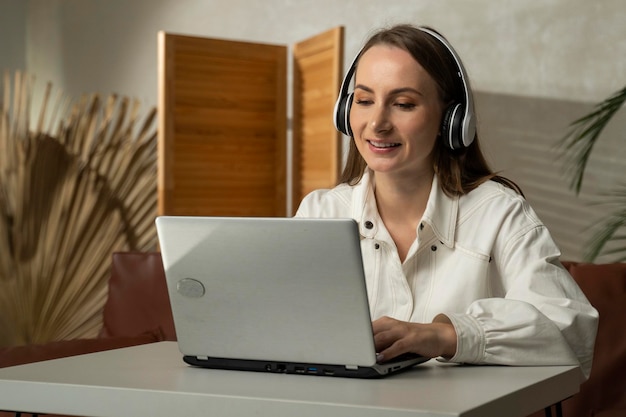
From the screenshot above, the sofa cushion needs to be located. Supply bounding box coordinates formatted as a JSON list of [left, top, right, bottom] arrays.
[[100, 252, 176, 340], [560, 261, 626, 417]]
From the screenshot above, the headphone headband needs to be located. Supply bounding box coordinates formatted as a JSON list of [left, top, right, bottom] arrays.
[[333, 26, 476, 150]]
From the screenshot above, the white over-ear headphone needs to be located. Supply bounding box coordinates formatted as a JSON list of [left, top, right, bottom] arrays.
[[333, 26, 476, 151]]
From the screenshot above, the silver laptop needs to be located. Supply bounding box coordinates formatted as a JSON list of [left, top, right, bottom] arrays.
[[155, 216, 427, 378]]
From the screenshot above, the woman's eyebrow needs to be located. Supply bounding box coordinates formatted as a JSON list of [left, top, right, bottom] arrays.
[[354, 84, 423, 97], [354, 84, 374, 93]]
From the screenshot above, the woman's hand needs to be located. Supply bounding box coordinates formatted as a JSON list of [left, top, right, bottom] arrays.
[[372, 314, 457, 362]]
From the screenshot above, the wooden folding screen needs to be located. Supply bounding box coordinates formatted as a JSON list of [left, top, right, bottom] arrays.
[[158, 32, 287, 217], [291, 27, 344, 212], [158, 28, 343, 217]]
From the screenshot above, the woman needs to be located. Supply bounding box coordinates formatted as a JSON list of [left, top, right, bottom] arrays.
[[296, 24, 598, 377]]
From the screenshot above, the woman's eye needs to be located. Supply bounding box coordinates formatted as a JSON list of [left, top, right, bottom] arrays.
[[354, 99, 373, 106], [395, 102, 416, 110]]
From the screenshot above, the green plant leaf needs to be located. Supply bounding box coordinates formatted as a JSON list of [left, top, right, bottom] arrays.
[[560, 86, 626, 194], [584, 187, 626, 262], [558, 85, 626, 262]]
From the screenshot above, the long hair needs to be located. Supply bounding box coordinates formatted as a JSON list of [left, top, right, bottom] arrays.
[[339, 24, 522, 196]]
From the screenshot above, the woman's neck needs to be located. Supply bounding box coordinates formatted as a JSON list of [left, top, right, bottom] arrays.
[[374, 170, 434, 221], [373, 170, 434, 262]]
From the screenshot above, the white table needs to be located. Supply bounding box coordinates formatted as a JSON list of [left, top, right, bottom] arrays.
[[0, 341, 582, 417]]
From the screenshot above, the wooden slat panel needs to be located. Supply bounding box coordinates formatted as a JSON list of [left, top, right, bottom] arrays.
[[158, 32, 287, 217], [291, 26, 344, 214]]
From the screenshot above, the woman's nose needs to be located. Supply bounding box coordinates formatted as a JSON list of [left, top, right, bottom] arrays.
[[370, 105, 392, 133]]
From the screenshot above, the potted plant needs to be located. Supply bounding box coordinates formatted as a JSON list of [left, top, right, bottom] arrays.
[[561, 86, 626, 262]]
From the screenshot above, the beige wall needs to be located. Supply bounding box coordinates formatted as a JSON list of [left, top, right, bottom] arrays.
[[5, 0, 626, 261], [21, 0, 626, 104], [0, 0, 27, 72]]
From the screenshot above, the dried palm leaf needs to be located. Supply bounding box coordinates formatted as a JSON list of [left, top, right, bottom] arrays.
[[0, 71, 157, 347]]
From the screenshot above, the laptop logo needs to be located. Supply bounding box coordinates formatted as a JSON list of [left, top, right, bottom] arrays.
[[177, 278, 205, 298]]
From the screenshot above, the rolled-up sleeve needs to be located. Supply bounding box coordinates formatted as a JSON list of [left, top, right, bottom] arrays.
[[445, 224, 598, 379]]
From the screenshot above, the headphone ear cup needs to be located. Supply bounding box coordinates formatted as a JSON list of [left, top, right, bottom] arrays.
[[440, 103, 464, 150], [334, 92, 354, 137]]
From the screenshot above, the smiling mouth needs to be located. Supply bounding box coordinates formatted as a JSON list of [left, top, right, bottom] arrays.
[[368, 140, 401, 149]]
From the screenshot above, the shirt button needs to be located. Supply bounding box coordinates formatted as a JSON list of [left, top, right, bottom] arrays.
[[364, 221, 374, 229], [419, 223, 424, 230], [431, 245, 437, 252], [374, 243, 380, 250]]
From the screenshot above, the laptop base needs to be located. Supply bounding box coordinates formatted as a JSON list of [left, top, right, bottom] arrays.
[[183, 354, 427, 379]]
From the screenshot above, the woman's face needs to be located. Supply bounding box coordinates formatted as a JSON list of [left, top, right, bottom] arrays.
[[350, 44, 444, 179]]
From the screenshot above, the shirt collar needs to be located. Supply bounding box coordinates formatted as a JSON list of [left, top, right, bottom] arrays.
[[352, 168, 458, 247], [351, 169, 378, 238], [421, 175, 457, 248]]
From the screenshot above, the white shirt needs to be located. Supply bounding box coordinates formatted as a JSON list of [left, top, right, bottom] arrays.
[[295, 169, 598, 378]]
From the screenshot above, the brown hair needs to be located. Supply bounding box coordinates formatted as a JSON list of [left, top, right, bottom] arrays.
[[339, 24, 522, 196]]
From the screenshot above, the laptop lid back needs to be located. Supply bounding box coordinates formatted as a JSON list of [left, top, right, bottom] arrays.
[[156, 216, 378, 367]]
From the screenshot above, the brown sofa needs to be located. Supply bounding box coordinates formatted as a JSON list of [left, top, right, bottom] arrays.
[[541, 261, 626, 417], [0, 252, 176, 369], [0, 254, 624, 417]]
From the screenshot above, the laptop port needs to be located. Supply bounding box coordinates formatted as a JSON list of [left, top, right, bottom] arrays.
[[276, 364, 287, 372], [306, 367, 318, 374], [323, 369, 335, 376], [294, 366, 305, 373]]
